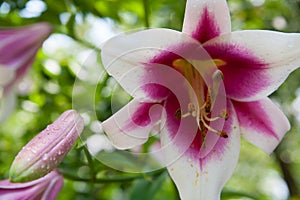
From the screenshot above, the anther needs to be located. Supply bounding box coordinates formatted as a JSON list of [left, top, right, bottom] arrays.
[[219, 109, 229, 120], [205, 88, 212, 113], [219, 130, 228, 138], [175, 109, 181, 119]]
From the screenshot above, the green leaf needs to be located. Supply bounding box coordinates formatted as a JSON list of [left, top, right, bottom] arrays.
[[129, 171, 168, 200], [221, 190, 260, 200]]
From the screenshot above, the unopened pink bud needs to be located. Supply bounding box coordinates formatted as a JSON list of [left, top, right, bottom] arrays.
[[9, 110, 84, 182]]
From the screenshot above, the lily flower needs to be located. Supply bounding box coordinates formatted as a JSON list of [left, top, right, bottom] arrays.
[[0, 22, 52, 123], [100, 0, 300, 199], [9, 110, 84, 182], [0, 170, 63, 200]]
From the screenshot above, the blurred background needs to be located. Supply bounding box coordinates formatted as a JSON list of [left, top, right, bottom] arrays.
[[0, 0, 300, 199]]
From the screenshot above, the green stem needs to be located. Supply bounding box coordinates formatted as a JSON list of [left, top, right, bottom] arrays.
[[274, 149, 300, 196], [142, 0, 150, 28], [83, 146, 96, 182], [60, 168, 166, 183]]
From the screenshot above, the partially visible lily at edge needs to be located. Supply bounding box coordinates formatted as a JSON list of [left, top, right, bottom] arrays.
[[0, 110, 84, 199], [0, 170, 63, 200], [0, 22, 52, 123], [100, 0, 300, 199]]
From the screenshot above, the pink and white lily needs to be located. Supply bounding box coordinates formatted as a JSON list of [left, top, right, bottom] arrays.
[[100, 0, 299, 199], [0, 170, 63, 200], [0, 22, 52, 123]]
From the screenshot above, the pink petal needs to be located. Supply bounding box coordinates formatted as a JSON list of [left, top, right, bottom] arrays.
[[0, 22, 52, 69], [0, 170, 63, 200], [160, 100, 240, 199], [182, 0, 231, 43], [102, 99, 164, 149], [204, 30, 300, 101], [0, 23, 52, 91], [232, 97, 290, 154]]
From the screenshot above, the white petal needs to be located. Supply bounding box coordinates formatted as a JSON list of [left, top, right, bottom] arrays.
[[204, 30, 300, 101], [102, 99, 164, 149], [101, 28, 208, 99], [183, 0, 231, 43], [232, 97, 290, 154], [160, 100, 240, 199]]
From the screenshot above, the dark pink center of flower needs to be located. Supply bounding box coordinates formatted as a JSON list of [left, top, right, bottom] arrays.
[[144, 51, 229, 156]]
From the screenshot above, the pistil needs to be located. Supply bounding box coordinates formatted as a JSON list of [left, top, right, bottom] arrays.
[[172, 58, 229, 142]]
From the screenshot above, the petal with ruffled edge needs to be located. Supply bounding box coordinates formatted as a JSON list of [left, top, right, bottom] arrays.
[[232, 97, 290, 154], [182, 0, 231, 43], [102, 99, 164, 149], [204, 30, 300, 101], [160, 100, 240, 200]]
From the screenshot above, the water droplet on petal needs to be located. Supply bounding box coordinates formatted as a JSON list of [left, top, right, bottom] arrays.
[[42, 154, 48, 161], [31, 148, 37, 154], [58, 150, 63, 155]]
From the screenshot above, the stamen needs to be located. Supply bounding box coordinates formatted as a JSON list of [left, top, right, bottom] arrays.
[[174, 109, 181, 119], [203, 109, 230, 122], [219, 109, 229, 120], [200, 114, 218, 134], [205, 88, 212, 113], [187, 103, 197, 117], [171, 58, 229, 142], [200, 114, 228, 138], [219, 130, 228, 138], [181, 112, 191, 118], [203, 114, 220, 122]]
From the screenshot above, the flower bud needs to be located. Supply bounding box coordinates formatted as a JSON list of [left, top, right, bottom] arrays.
[[9, 110, 84, 182]]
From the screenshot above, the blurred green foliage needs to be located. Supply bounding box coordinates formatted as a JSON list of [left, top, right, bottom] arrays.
[[0, 0, 300, 199]]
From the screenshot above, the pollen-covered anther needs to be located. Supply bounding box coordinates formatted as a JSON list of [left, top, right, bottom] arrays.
[[219, 109, 229, 120], [219, 130, 228, 138], [204, 88, 212, 113], [175, 109, 181, 119]]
